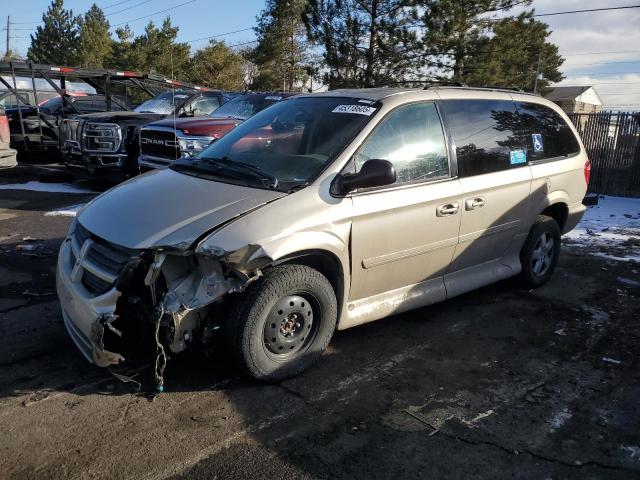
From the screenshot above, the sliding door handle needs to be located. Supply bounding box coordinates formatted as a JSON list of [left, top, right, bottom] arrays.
[[465, 196, 486, 210]]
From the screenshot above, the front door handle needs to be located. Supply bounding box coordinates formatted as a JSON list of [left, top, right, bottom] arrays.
[[436, 202, 459, 217], [465, 196, 486, 210]]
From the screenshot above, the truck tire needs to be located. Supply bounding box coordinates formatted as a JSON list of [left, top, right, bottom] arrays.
[[520, 215, 561, 288], [225, 264, 337, 382]]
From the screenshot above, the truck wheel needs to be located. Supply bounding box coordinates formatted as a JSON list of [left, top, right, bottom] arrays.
[[520, 215, 561, 288], [226, 265, 337, 382]]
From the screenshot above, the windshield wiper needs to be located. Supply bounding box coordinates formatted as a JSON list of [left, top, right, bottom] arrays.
[[200, 157, 278, 189]]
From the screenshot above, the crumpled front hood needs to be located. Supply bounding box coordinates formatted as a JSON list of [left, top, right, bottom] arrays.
[[77, 168, 285, 250]]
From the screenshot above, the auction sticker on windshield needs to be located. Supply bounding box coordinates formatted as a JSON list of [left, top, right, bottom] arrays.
[[332, 104, 377, 116]]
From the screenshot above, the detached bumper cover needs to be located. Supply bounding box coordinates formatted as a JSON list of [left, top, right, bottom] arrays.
[[56, 238, 124, 366]]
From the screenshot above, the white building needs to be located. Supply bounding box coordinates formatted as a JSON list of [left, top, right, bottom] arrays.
[[545, 86, 603, 114]]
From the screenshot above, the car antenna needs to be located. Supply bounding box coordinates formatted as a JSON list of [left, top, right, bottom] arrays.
[[170, 52, 177, 162]]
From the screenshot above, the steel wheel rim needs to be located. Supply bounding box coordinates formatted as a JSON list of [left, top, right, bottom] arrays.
[[531, 232, 555, 276], [263, 293, 319, 360]]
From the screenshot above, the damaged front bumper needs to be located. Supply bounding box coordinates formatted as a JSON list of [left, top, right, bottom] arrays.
[[56, 226, 259, 369], [57, 239, 125, 366]]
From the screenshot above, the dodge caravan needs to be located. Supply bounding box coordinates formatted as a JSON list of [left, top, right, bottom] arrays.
[[56, 87, 588, 384]]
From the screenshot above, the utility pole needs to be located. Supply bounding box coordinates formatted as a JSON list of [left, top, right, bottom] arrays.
[[5, 16, 10, 58], [533, 52, 542, 94]]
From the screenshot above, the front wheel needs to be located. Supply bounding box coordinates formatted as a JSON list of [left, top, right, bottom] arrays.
[[225, 265, 337, 382], [519, 215, 561, 288]]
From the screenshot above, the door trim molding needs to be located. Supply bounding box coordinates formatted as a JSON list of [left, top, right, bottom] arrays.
[[362, 237, 458, 269], [458, 219, 520, 244]]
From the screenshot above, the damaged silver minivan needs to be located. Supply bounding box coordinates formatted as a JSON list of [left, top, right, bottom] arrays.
[[57, 87, 588, 383]]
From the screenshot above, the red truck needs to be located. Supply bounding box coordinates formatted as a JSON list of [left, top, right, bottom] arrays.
[[138, 92, 297, 170]]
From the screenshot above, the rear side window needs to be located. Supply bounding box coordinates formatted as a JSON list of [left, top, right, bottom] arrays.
[[515, 102, 580, 161], [354, 102, 449, 185], [439, 99, 526, 177]]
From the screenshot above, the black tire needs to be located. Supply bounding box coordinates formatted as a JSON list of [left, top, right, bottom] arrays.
[[225, 264, 337, 382], [520, 215, 561, 288]]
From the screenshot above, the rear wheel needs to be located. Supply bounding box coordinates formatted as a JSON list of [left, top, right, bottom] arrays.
[[225, 265, 337, 382], [520, 215, 561, 288]]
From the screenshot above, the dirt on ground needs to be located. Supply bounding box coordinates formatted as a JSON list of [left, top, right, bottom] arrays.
[[1, 167, 639, 480]]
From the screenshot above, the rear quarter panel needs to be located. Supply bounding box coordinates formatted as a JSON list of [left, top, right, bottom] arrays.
[[511, 94, 588, 234]]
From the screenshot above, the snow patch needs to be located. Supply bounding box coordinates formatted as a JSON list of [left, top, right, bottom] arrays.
[[583, 306, 610, 328], [549, 408, 573, 432], [44, 204, 84, 217], [0, 181, 97, 194], [621, 445, 640, 460], [617, 277, 640, 287], [564, 196, 640, 262], [602, 357, 621, 365]]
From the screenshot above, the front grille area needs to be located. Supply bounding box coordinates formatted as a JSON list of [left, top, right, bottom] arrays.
[[83, 123, 121, 153], [82, 271, 112, 295], [71, 222, 137, 296], [140, 128, 180, 160]]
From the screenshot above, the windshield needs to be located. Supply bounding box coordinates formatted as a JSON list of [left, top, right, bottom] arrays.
[[170, 96, 380, 192], [210, 94, 284, 120], [134, 90, 191, 114]]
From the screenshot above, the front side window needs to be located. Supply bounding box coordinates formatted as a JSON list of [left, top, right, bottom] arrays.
[[515, 102, 581, 161], [354, 102, 449, 185], [171, 96, 379, 192], [440, 99, 526, 177]]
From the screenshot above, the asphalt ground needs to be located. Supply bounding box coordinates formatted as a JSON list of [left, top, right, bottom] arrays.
[[1, 165, 639, 479]]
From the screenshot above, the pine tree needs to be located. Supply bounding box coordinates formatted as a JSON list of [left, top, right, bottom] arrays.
[[108, 25, 135, 71], [464, 11, 564, 92], [189, 40, 246, 90], [252, 0, 311, 91], [27, 0, 80, 65], [420, 0, 530, 83], [304, 0, 419, 89], [78, 4, 112, 68], [129, 19, 191, 79]]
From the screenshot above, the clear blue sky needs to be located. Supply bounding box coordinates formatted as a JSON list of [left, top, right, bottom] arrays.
[[4, 0, 264, 56]]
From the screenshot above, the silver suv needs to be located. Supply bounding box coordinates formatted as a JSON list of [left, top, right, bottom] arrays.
[[56, 87, 588, 383]]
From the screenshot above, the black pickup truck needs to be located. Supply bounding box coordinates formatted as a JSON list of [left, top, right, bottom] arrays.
[[60, 89, 234, 177], [7, 94, 126, 161]]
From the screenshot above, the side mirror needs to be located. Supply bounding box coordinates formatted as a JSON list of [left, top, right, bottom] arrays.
[[331, 159, 396, 195]]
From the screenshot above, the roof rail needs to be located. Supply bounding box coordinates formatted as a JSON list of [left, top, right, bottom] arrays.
[[366, 80, 466, 88], [475, 85, 526, 93]]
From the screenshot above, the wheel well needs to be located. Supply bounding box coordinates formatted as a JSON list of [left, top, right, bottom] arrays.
[[541, 203, 568, 231], [274, 250, 345, 321]]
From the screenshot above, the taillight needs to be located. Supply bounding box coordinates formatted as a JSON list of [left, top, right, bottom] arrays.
[[0, 115, 9, 144], [584, 159, 591, 185]]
